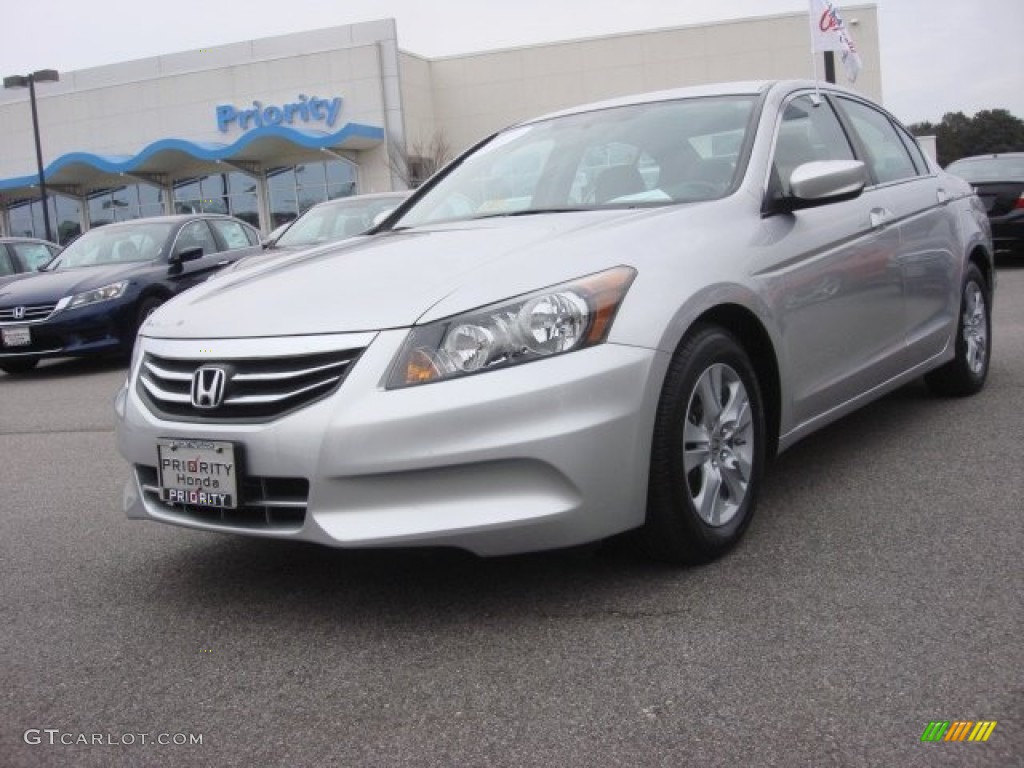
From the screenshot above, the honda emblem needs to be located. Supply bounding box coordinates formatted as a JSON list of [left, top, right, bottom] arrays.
[[191, 366, 227, 409]]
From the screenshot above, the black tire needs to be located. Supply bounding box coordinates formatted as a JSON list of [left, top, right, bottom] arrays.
[[136, 296, 164, 329], [128, 296, 165, 357], [636, 324, 766, 564], [924, 263, 990, 397], [1, 359, 40, 375]]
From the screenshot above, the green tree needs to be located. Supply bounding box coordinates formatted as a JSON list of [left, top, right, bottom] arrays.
[[910, 109, 1024, 167]]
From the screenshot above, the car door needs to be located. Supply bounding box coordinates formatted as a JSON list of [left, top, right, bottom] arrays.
[[759, 92, 907, 428], [168, 219, 230, 293], [833, 96, 959, 366]]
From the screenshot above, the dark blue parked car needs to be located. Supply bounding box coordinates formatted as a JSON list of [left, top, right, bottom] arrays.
[[0, 215, 261, 374]]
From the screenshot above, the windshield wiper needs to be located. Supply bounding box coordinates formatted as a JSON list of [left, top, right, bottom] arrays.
[[469, 207, 592, 221]]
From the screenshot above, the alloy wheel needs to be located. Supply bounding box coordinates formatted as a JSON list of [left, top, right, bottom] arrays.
[[682, 363, 754, 527]]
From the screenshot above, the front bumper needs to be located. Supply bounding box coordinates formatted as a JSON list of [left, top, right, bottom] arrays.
[[0, 301, 134, 361], [116, 330, 666, 556]]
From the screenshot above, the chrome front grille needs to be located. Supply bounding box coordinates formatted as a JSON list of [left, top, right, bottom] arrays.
[[0, 302, 58, 324], [136, 465, 308, 530], [138, 348, 362, 422]]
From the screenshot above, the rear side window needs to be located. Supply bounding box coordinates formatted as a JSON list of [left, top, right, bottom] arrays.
[[895, 124, 930, 174], [837, 97, 920, 184], [210, 220, 253, 250]]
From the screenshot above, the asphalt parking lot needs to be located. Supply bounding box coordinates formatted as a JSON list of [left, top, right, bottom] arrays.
[[1, 265, 1021, 768]]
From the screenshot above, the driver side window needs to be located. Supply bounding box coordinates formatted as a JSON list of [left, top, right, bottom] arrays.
[[771, 95, 855, 198], [174, 221, 219, 257]]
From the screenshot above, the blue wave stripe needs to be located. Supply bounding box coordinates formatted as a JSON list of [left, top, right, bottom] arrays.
[[0, 123, 385, 191]]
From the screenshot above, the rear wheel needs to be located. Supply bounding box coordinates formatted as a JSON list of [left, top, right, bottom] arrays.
[[0, 359, 40, 375], [925, 263, 990, 397], [636, 325, 766, 564]]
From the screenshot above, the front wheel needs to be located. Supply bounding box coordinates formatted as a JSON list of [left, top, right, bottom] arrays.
[[636, 325, 766, 564], [925, 263, 990, 397]]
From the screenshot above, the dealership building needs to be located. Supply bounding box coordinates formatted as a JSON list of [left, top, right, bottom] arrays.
[[0, 5, 880, 242]]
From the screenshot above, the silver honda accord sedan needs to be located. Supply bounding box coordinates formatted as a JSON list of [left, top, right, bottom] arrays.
[[115, 80, 994, 563]]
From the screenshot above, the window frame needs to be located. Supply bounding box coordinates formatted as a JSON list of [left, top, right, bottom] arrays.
[[831, 95, 924, 186]]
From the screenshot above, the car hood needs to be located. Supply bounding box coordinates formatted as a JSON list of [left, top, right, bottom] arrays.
[[143, 210, 678, 339], [0, 263, 154, 306]]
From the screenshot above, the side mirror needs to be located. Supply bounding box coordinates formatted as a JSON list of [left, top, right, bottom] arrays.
[[764, 160, 867, 215], [168, 246, 203, 272]]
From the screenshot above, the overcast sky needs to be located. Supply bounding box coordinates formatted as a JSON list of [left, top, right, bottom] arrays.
[[2, 0, 1022, 125]]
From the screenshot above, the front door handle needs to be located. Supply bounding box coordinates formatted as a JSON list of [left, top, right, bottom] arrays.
[[869, 207, 892, 229]]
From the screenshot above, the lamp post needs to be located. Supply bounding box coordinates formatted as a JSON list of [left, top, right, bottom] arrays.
[[3, 69, 60, 243]]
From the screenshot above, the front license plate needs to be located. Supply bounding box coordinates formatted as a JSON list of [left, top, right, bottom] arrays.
[[1, 326, 31, 347], [157, 439, 238, 508]]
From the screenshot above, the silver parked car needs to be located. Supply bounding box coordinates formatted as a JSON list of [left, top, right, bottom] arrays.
[[115, 81, 993, 563]]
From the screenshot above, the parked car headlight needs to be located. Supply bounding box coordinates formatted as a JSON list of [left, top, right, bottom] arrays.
[[388, 266, 636, 388], [66, 281, 129, 310]]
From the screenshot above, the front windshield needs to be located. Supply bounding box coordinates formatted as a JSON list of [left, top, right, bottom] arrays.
[[49, 222, 174, 271], [277, 195, 407, 247], [394, 95, 757, 229]]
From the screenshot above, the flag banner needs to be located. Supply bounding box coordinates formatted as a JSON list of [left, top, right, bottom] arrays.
[[809, 0, 863, 82]]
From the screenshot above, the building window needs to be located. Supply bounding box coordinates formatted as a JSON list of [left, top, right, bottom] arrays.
[[267, 159, 358, 229], [6, 195, 82, 245], [88, 184, 165, 227], [173, 172, 259, 229]]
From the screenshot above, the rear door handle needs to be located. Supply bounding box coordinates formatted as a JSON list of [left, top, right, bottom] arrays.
[[216, 260, 231, 267], [936, 188, 951, 204], [869, 207, 892, 229]]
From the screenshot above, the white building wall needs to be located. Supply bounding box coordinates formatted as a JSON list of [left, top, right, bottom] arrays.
[[0, 20, 399, 184], [399, 52, 439, 148], [430, 5, 882, 154]]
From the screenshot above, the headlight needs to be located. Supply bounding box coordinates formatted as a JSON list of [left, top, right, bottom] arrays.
[[66, 281, 129, 310], [387, 266, 636, 388]]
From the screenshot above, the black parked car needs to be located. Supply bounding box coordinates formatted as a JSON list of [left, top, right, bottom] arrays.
[[0, 215, 261, 374], [0, 237, 61, 287], [946, 152, 1024, 258]]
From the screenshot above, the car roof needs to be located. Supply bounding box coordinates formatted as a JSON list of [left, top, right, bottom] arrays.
[[0, 236, 57, 244], [311, 191, 410, 208], [949, 153, 1024, 163], [515, 79, 866, 126], [89, 213, 250, 230]]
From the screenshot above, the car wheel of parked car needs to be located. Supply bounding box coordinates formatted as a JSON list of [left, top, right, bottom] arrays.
[[638, 325, 766, 564], [925, 263, 990, 397], [136, 296, 164, 329], [0, 359, 40, 375]]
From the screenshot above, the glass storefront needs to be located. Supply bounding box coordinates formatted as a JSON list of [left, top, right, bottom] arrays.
[[6, 195, 83, 245], [267, 159, 358, 229], [3, 159, 361, 240], [87, 184, 166, 227], [173, 172, 259, 229]]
